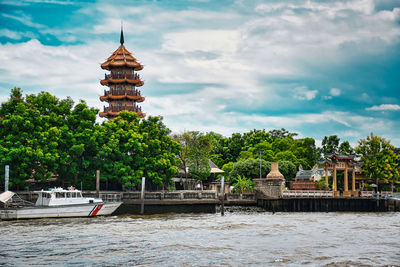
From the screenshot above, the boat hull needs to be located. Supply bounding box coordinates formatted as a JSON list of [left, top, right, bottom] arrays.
[[0, 202, 121, 220]]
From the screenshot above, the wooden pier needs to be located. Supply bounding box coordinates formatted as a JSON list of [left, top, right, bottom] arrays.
[[13, 190, 400, 214]]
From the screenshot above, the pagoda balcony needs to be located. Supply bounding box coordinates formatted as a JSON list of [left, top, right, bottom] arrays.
[[104, 88, 142, 96], [103, 105, 143, 113], [105, 73, 140, 80]]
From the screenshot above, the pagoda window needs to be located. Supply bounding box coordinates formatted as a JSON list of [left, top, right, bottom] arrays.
[[118, 103, 122, 107], [117, 86, 122, 90]]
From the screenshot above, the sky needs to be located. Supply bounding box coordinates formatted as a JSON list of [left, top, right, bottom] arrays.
[[0, 0, 399, 147]]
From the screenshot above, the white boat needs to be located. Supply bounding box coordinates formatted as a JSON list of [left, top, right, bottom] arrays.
[[0, 187, 122, 220]]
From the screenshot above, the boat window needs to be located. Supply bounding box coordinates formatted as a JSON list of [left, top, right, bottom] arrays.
[[56, 192, 65, 198]]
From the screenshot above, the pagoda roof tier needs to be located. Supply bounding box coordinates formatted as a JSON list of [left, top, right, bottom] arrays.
[[99, 110, 145, 118], [100, 95, 145, 102], [100, 78, 144, 87], [101, 45, 144, 71]]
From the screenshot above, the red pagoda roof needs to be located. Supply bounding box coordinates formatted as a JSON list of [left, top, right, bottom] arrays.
[[100, 95, 145, 102], [99, 110, 145, 118], [101, 45, 144, 71]]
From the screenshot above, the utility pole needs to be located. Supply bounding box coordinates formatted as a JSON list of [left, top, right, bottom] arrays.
[[96, 170, 100, 198], [221, 176, 225, 216], [258, 149, 263, 178], [5, 165, 9, 192], [140, 177, 145, 215]]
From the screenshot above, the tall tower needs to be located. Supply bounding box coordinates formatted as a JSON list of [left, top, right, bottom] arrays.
[[99, 29, 145, 118]]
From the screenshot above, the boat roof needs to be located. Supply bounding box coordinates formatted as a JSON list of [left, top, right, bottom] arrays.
[[34, 187, 82, 194], [0, 191, 15, 203]]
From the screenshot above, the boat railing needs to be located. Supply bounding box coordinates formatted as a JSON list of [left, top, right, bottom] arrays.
[[99, 193, 122, 203]]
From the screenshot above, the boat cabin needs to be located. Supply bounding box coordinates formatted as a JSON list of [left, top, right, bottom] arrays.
[[34, 187, 101, 206]]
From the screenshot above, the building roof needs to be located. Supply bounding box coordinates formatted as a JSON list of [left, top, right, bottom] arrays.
[[209, 159, 224, 174], [101, 45, 144, 71]]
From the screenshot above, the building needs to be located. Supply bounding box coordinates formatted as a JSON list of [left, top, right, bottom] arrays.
[[99, 29, 145, 118], [289, 164, 326, 190], [317, 153, 363, 197]]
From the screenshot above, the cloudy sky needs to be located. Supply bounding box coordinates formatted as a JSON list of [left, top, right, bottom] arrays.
[[1, 0, 399, 146]]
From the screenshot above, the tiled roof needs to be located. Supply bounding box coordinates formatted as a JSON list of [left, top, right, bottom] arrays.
[[101, 45, 144, 70]]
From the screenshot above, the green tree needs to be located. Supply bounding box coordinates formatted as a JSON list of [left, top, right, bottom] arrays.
[[277, 161, 297, 181], [230, 159, 270, 180], [187, 132, 212, 181], [338, 141, 354, 154], [356, 133, 399, 188], [0, 89, 69, 189], [221, 162, 234, 181], [232, 175, 254, 193], [322, 135, 340, 155], [97, 112, 180, 189]]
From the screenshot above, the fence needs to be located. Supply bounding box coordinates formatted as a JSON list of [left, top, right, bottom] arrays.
[[93, 191, 256, 202], [283, 190, 334, 198]]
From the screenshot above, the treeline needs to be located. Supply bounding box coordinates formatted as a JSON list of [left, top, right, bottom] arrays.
[[1, 88, 399, 191], [0, 88, 179, 190]]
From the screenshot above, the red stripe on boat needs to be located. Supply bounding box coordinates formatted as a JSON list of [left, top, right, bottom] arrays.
[[89, 204, 104, 217]]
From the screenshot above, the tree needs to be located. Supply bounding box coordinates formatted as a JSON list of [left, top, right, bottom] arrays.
[[0, 89, 69, 188], [322, 135, 340, 155], [187, 132, 212, 181], [356, 133, 399, 189], [268, 128, 298, 140], [221, 162, 234, 181], [171, 131, 192, 179], [56, 100, 99, 188], [338, 141, 354, 154], [232, 175, 254, 193], [97, 112, 180, 189], [277, 161, 297, 181], [230, 159, 270, 180], [137, 115, 180, 187]]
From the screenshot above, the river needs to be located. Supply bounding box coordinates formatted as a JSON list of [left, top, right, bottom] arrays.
[[1, 210, 399, 266]]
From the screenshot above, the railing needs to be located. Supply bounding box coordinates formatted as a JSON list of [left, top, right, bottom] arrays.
[[360, 191, 374, 198], [283, 190, 334, 198], [105, 73, 140, 80], [104, 89, 142, 96], [103, 105, 142, 113], [99, 193, 122, 203], [113, 190, 218, 201]]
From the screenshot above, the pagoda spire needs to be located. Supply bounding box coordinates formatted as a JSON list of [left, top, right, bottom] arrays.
[[120, 23, 124, 45]]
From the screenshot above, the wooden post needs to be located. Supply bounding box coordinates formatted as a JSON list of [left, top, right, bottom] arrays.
[[344, 162, 349, 192], [333, 165, 337, 192], [140, 177, 145, 215], [221, 176, 225, 216], [352, 167, 356, 195], [96, 170, 100, 198], [325, 165, 329, 187], [5, 165, 9, 192]]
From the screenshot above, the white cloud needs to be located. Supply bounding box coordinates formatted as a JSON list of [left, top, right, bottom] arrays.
[[366, 104, 400, 111], [1, 13, 45, 29], [162, 30, 239, 54], [0, 29, 21, 40], [330, 88, 341, 97], [293, 86, 318, 101]]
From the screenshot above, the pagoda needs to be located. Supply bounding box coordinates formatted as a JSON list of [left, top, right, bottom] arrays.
[[99, 29, 145, 118]]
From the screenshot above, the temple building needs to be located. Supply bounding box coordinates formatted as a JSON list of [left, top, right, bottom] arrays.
[[317, 153, 363, 197], [99, 29, 145, 118]]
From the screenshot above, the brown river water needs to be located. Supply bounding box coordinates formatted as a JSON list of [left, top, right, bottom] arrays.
[[1, 210, 399, 266]]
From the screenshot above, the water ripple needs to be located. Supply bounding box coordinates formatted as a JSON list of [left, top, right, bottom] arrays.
[[1, 212, 400, 266]]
